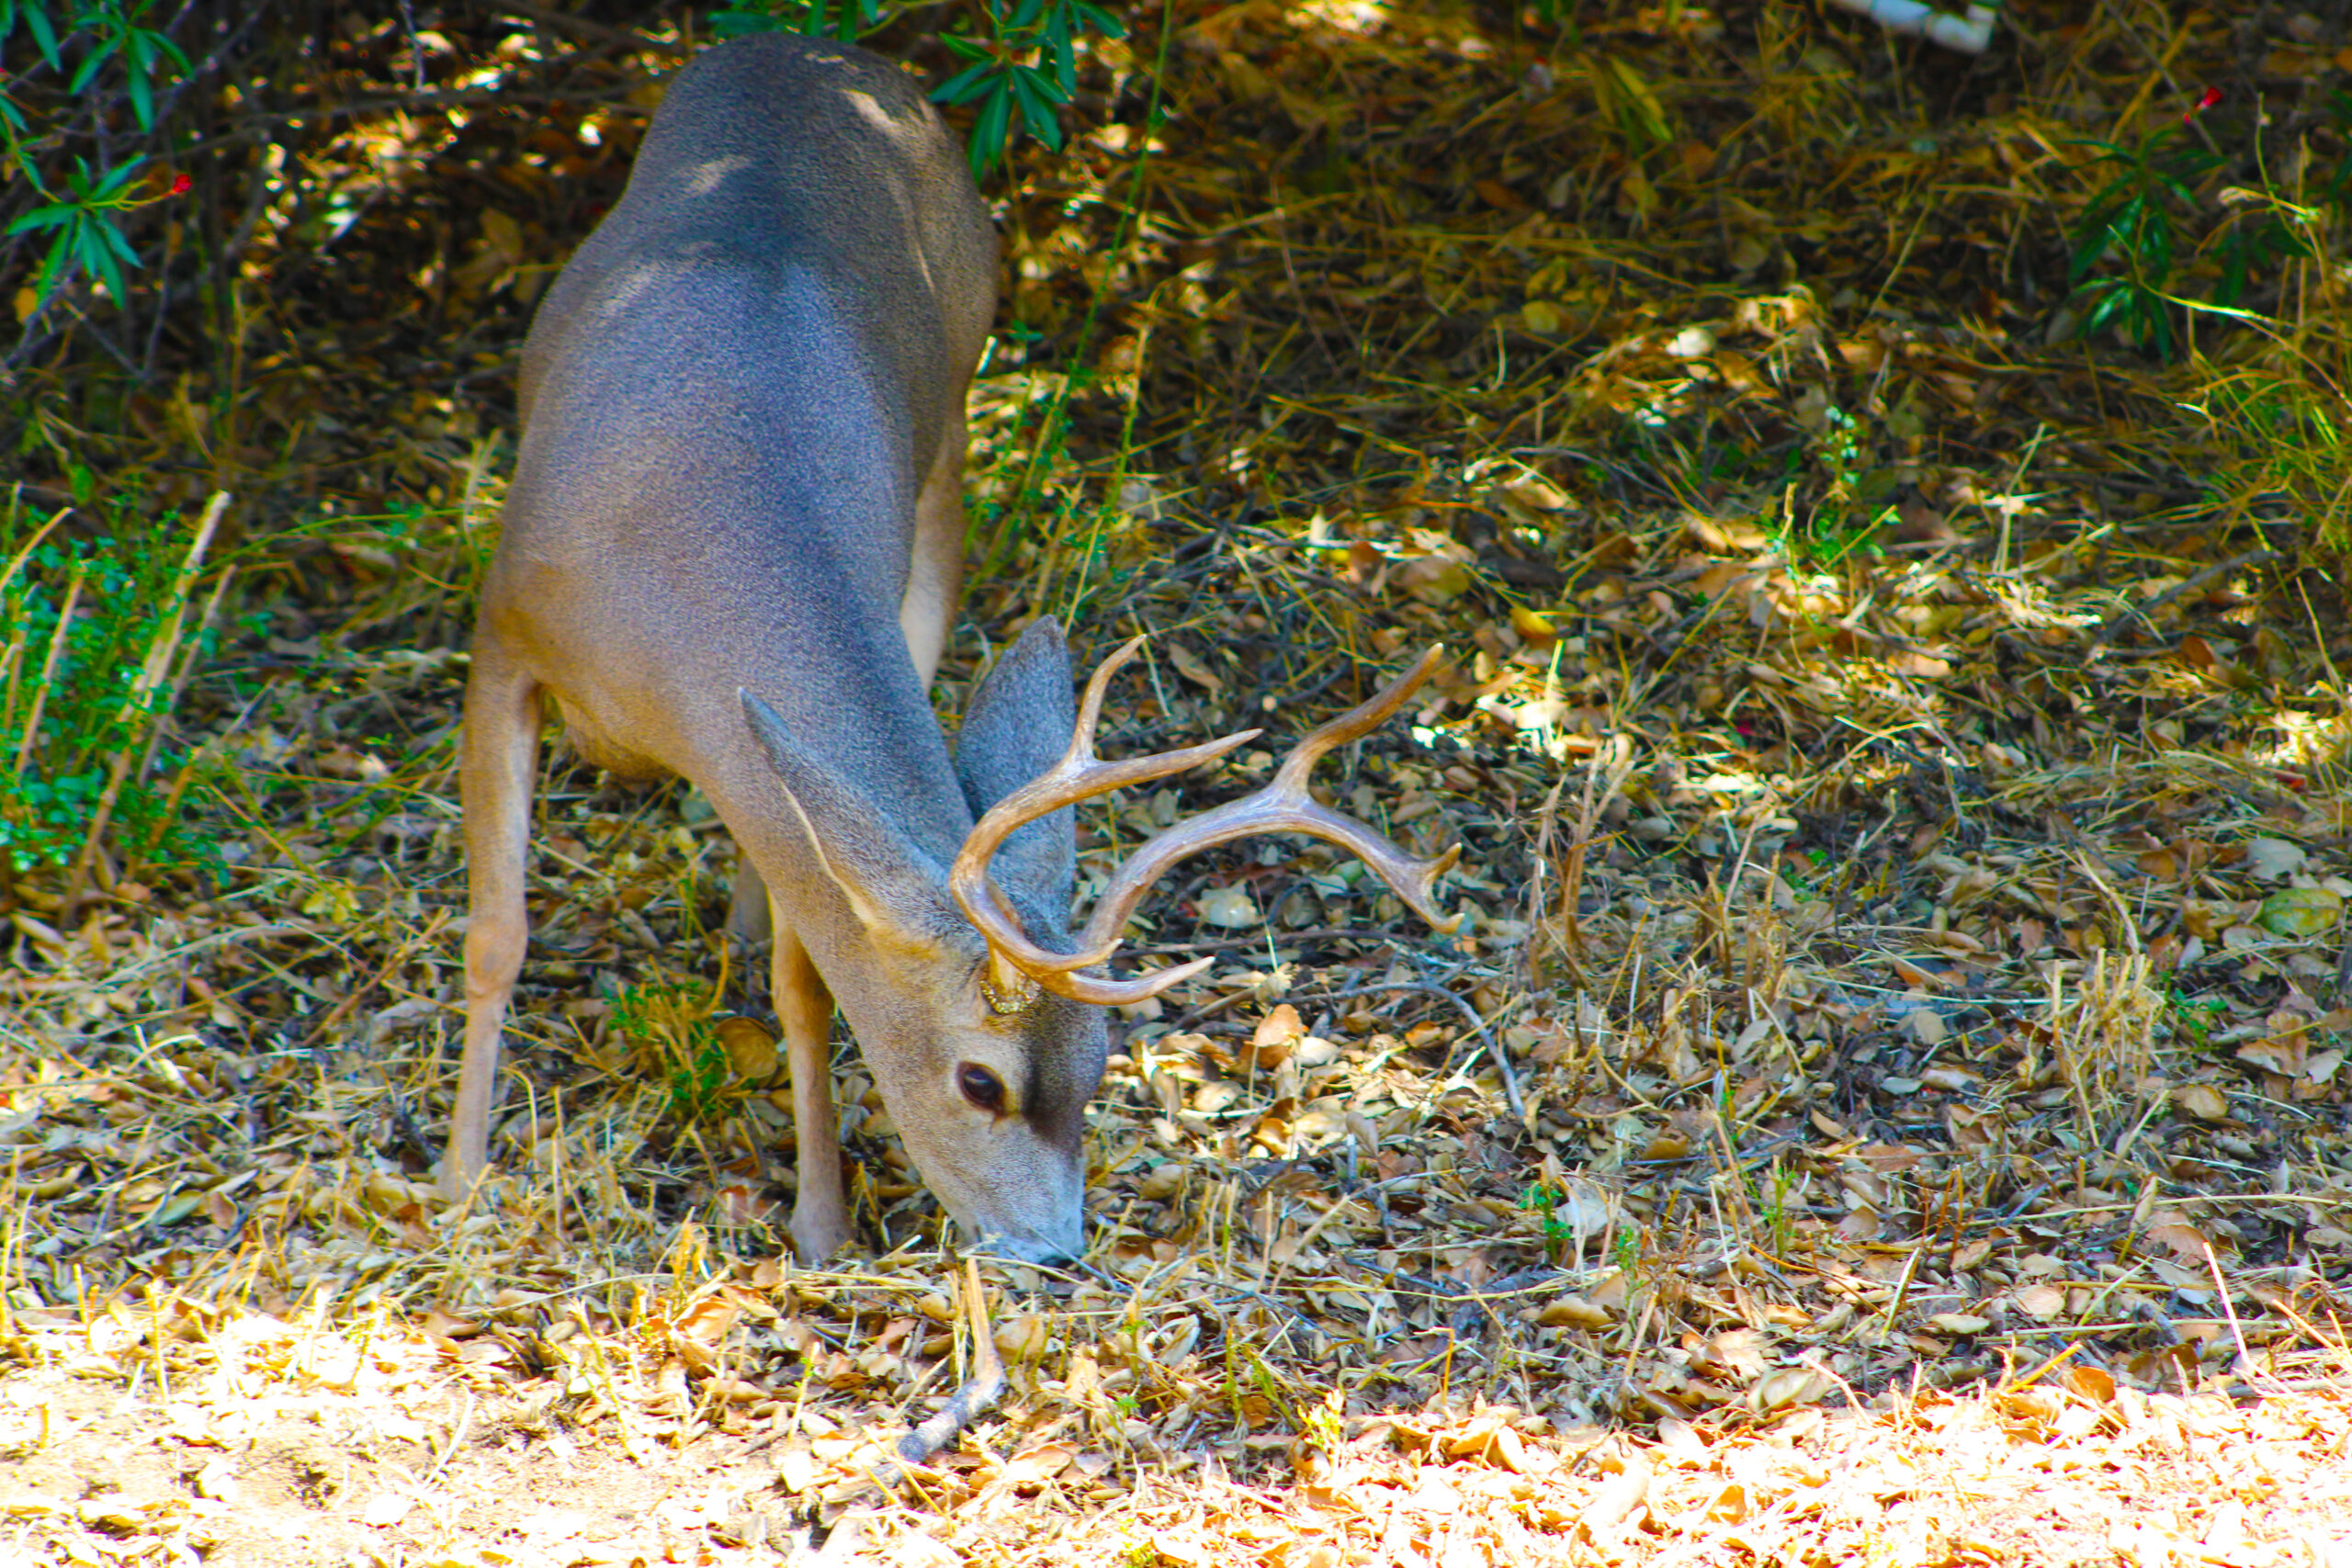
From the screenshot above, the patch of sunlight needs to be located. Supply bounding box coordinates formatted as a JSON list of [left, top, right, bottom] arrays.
[[1292, 0, 1390, 37], [2143, 667, 2210, 698], [1690, 771, 1771, 797], [2258, 708, 2352, 771], [1975, 574, 2101, 633]]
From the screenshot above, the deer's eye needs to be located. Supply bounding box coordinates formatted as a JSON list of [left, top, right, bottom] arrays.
[[957, 1063, 1007, 1115]]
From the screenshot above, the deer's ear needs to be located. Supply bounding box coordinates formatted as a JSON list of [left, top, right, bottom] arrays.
[[954, 617, 1077, 919], [741, 689, 957, 947]]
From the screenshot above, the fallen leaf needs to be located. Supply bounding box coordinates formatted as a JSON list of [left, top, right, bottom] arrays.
[[2012, 1284, 2066, 1320], [2171, 1083, 2231, 1122], [1395, 555, 1475, 605], [718, 1015, 778, 1079], [2256, 886, 2340, 936], [1168, 643, 1222, 693], [1248, 1002, 1304, 1068], [1197, 883, 1261, 928], [1580, 1451, 1652, 1537], [2243, 838, 2305, 880]]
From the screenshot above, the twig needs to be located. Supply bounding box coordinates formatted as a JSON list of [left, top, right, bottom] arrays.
[[893, 1255, 1005, 1465], [1120, 925, 1439, 957], [10, 561, 85, 780], [1304, 978, 1524, 1121], [494, 2, 683, 53], [297, 908, 450, 1049], [2091, 548, 2289, 649], [422, 1383, 477, 1489]]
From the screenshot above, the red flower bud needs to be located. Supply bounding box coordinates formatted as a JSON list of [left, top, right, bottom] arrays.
[[170, 173, 193, 196], [2183, 86, 2221, 123]]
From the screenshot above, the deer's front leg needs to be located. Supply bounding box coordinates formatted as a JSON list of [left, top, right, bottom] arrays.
[[774, 923, 848, 1261]]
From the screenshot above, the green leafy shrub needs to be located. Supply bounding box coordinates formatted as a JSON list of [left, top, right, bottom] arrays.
[[708, 0, 1128, 176], [2, 0, 194, 318], [2065, 92, 2346, 360], [0, 490, 232, 885]]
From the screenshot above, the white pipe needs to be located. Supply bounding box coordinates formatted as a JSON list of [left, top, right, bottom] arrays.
[[1821, 0, 2001, 53]]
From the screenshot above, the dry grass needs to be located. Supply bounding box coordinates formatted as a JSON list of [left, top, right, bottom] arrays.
[[5, 1, 2352, 1563]]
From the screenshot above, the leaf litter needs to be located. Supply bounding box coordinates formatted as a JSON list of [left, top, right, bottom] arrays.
[[4, 1, 2352, 1564]]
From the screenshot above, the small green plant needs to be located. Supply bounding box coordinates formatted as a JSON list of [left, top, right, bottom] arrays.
[[607, 977, 735, 1122], [710, 0, 886, 42], [0, 491, 232, 886], [1298, 1387, 1345, 1450], [1578, 51, 1672, 154], [707, 0, 1127, 177], [4, 0, 189, 130], [2188, 367, 2352, 560], [6, 155, 154, 305], [1519, 1179, 1579, 1265], [2164, 985, 2228, 1052], [1775, 404, 1893, 567], [1757, 1156, 1797, 1257]]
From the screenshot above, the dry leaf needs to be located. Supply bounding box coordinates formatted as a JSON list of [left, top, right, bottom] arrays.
[[1248, 1003, 1305, 1069], [2243, 838, 2306, 880], [2171, 1083, 2232, 1122], [1197, 883, 1261, 928], [717, 1014, 778, 1079], [1167, 643, 1222, 693], [2013, 1284, 2067, 1320]]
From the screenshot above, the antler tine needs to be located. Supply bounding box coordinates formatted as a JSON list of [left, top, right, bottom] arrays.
[[1073, 649, 1463, 971], [1271, 644, 1447, 792], [948, 637, 1261, 1000]]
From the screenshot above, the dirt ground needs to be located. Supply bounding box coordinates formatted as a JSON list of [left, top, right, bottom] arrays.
[[6, 1299, 2352, 1565]]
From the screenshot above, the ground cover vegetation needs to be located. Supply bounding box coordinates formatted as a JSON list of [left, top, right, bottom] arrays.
[[2, 0, 2350, 1562]]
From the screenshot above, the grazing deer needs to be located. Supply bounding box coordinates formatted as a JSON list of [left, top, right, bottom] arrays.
[[447, 33, 1460, 1264]]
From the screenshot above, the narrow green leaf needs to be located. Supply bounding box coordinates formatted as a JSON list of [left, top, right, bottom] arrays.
[[129, 60, 154, 128], [1017, 61, 1069, 106], [1072, 2, 1125, 39], [1011, 69, 1063, 151], [971, 84, 1012, 176], [68, 32, 119, 94], [7, 202, 78, 234], [1045, 7, 1076, 96], [93, 154, 147, 197], [96, 214, 141, 265], [27, 0, 61, 69], [33, 230, 71, 299], [933, 60, 994, 105]]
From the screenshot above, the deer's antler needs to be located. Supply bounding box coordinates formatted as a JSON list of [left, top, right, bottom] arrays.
[[949, 642, 1461, 1006]]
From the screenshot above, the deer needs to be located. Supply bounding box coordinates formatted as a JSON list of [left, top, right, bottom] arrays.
[[447, 32, 1462, 1267]]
